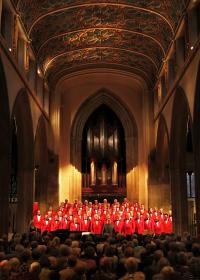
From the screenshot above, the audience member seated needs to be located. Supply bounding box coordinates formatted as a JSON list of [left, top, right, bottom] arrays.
[[0, 231, 200, 280]]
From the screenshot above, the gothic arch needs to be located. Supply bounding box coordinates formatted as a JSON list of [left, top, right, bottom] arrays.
[[71, 88, 138, 172], [34, 116, 48, 212], [170, 87, 193, 235], [153, 114, 171, 210], [149, 114, 171, 210], [34, 116, 58, 210], [11, 90, 34, 233], [156, 115, 170, 183], [0, 57, 10, 235]]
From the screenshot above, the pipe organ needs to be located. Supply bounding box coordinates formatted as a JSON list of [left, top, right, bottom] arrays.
[[82, 105, 126, 192]]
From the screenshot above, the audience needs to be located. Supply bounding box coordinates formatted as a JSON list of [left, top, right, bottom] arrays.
[[0, 198, 199, 279], [0, 230, 199, 280]]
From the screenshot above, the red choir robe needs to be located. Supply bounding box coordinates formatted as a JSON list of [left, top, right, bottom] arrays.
[[80, 219, 91, 232], [67, 215, 74, 224], [41, 219, 51, 232], [154, 220, 163, 235], [135, 218, 144, 235], [33, 214, 43, 230], [163, 218, 172, 233], [70, 222, 80, 231], [144, 218, 153, 232], [57, 216, 63, 229], [123, 219, 134, 236], [51, 219, 60, 232], [114, 219, 123, 233], [91, 220, 103, 234], [62, 218, 70, 230]]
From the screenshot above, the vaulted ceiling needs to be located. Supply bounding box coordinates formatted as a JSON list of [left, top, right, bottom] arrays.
[[14, 0, 188, 88]]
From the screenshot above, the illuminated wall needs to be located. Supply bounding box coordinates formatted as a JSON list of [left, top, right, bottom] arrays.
[[56, 70, 150, 205]]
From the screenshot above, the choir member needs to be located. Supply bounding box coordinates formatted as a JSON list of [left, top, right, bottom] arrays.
[[62, 214, 70, 230], [32, 197, 173, 235], [123, 214, 134, 236], [80, 214, 91, 232], [33, 210, 43, 231], [41, 215, 51, 233], [69, 218, 80, 232], [91, 215, 103, 234], [135, 213, 144, 235], [114, 216, 123, 234], [102, 218, 114, 235]]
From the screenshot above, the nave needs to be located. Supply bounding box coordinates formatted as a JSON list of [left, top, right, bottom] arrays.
[[0, 0, 200, 240]]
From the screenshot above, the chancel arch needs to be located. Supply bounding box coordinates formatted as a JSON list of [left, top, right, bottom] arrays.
[[170, 88, 195, 235], [10, 90, 34, 233], [70, 89, 138, 202], [149, 115, 171, 211], [0, 57, 10, 235]]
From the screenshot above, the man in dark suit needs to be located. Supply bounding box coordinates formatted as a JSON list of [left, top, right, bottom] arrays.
[[102, 218, 114, 235]]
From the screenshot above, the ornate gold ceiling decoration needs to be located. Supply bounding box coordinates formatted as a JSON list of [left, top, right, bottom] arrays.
[[14, 0, 188, 87]]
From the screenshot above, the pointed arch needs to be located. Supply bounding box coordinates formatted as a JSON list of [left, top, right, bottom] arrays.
[[34, 116, 48, 212], [150, 114, 171, 210], [156, 114, 170, 183], [193, 61, 200, 236], [170, 87, 193, 235], [70, 88, 138, 201], [0, 57, 10, 235], [34, 116, 58, 210], [71, 88, 138, 171], [11, 89, 34, 233]]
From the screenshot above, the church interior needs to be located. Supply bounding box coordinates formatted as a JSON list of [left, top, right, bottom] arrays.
[[0, 0, 200, 239]]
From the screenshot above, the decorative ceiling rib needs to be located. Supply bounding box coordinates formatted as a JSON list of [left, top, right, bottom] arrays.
[[13, 0, 188, 88]]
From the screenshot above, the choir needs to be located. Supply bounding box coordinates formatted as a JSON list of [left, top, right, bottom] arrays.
[[33, 198, 172, 235]]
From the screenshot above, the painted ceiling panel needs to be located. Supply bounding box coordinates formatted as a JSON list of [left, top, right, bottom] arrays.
[[17, 0, 187, 30], [38, 29, 163, 71], [13, 0, 188, 87], [46, 47, 156, 86], [30, 6, 172, 52]]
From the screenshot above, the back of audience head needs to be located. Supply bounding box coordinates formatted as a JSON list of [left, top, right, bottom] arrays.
[[124, 257, 139, 274]]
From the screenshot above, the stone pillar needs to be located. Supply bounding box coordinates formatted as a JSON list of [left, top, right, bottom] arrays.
[[170, 167, 188, 235], [167, 58, 175, 90]]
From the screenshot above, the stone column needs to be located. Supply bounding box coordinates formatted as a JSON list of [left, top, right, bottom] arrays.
[[170, 167, 188, 235]]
